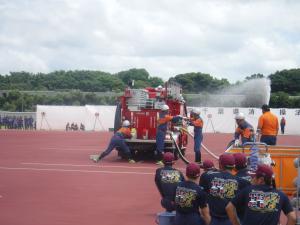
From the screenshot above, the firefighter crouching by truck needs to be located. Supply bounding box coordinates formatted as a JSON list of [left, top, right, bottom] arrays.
[[92, 120, 136, 164], [156, 104, 182, 165], [233, 112, 255, 146]]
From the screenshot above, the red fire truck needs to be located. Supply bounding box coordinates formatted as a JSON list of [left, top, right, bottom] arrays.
[[114, 80, 188, 160]]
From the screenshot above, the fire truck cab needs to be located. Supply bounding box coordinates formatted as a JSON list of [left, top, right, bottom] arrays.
[[114, 80, 188, 159]]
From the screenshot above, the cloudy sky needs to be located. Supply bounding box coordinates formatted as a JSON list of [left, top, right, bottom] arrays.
[[1, 0, 300, 82]]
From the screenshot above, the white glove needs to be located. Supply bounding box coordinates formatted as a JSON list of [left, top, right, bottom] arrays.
[[234, 139, 240, 147]]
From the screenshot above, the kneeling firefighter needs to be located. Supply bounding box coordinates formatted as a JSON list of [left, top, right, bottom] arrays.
[[93, 120, 135, 163]]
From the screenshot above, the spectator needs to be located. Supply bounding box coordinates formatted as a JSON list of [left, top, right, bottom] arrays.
[[174, 163, 211, 225], [155, 152, 185, 212], [80, 123, 85, 131], [66, 123, 70, 131], [200, 153, 248, 225], [226, 164, 296, 225], [200, 159, 216, 172], [280, 117, 286, 134], [199, 159, 218, 189], [233, 153, 251, 185]]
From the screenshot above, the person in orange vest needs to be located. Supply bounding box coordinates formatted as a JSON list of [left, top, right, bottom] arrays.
[[280, 117, 286, 134], [156, 104, 182, 165], [257, 104, 279, 145], [188, 108, 204, 163], [92, 120, 135, 163], [233, 113, 254, 147]]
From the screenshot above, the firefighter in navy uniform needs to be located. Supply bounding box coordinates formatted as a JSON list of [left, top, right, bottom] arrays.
[[156, 104, 182, 165], [155, 152, 185, 212], [92, 120, 135, 163], [174, 163, 211, 225], [234, 112, 254, 147], [226, 164, 296, 225], [188, 108, 204, 163], [200, 153, 248, 225]]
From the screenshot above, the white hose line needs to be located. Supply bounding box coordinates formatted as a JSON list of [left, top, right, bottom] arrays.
[[181, 128, 219, 160]]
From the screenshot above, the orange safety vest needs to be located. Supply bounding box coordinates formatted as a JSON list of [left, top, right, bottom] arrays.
[[116, 127, 132, 138], [257, 111, 279, 136]]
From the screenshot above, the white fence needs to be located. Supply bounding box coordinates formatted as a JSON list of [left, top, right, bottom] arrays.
[[187, 107, 300, 135], [36, 105, 300, 134], [36, 105, 115, 131]]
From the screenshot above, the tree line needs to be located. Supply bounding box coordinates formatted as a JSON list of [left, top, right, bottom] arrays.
[[0, 68, 299, 111]]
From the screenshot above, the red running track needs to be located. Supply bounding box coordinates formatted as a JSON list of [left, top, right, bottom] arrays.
[[0, 130, 299, 225]]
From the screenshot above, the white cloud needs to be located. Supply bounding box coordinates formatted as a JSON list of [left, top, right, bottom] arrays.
[[0, 0, 300, 82]]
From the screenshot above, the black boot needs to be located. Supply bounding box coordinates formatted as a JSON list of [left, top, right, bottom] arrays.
[[195, 152, 201, 163]]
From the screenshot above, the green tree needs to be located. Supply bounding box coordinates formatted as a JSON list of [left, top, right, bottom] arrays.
[[269, 69, 300, 95], [269, 92, 291, 108]]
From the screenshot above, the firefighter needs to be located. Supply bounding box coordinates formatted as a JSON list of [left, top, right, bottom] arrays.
[[156, 104, 182, 165], [226, 164, 296, 225], [174, 163, 211, 225], [234, 112, 254, 147], [155, 152, 185, 212], [257, 104, 279, 145], [92, 120, 135, 163], [188, 108, 204, 163]]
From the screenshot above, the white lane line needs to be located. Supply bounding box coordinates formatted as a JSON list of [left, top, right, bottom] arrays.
[[21, 162, 160, 170], [0, 166, 154, 175]]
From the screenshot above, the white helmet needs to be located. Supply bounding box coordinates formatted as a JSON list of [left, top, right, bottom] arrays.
[[193, 108, 201, 115], [161, 104, 169, 111], [122, 120, 130, 127], [235, 112, 245, 120]]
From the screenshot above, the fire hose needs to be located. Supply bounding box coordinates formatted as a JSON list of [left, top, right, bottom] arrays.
[[180, 127, 219, 160], [169, 131, 190, 164], [168, 128, 219, 165]]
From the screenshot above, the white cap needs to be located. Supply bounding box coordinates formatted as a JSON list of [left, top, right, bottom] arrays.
[[235, 112, 245, 120], [122, 120, 130, 127], [161, 104, 169, 111]]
